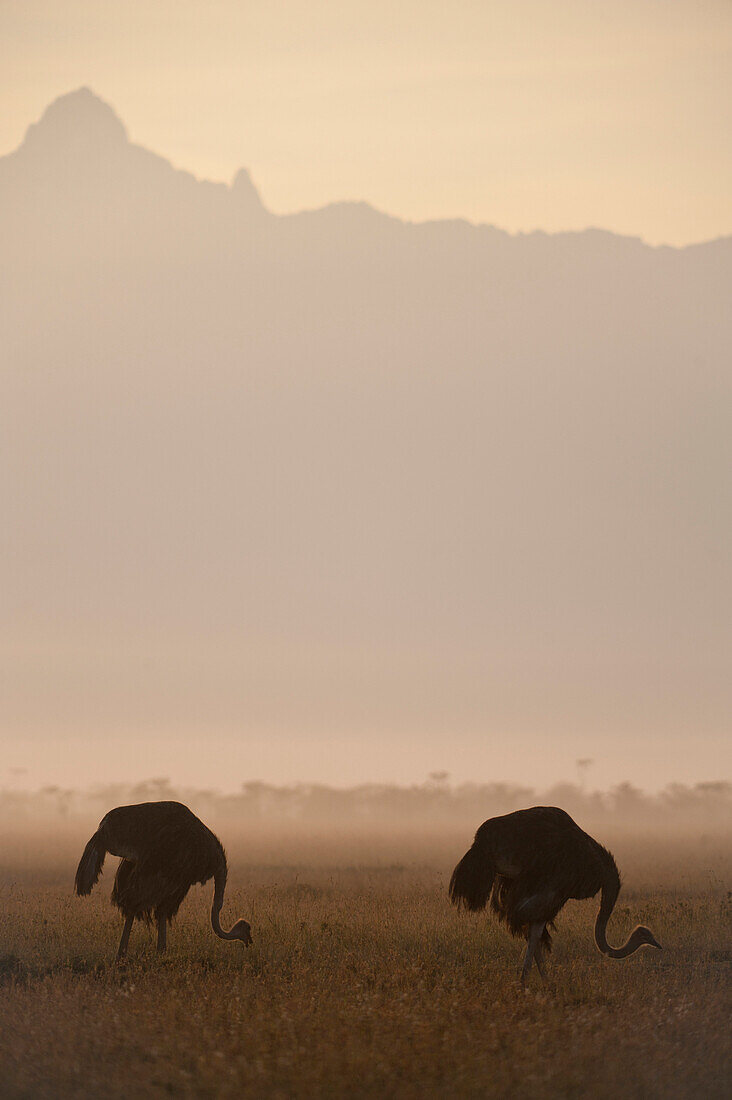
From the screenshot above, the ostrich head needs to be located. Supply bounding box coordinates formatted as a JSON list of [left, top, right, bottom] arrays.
[[628, 925, 662, 952], [596, 917, 662, 958], [231, 919, 253, 946]]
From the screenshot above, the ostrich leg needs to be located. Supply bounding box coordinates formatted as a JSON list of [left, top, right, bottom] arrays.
[[116, 915, 134, 962], [533, 938, 547, 980], [521, 922, 545, 984], [157, 914, 167, 953]]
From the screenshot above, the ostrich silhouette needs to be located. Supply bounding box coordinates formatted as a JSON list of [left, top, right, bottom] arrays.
[[449, 806, 661, 982], [75, 801, 252, 961]]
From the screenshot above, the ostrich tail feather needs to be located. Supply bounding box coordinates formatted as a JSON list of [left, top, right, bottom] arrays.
[[75, 831, 106, 895], [449, 840, 495, 911]]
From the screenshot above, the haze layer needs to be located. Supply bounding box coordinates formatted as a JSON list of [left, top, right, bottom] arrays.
[[2, 91, 730, 790]]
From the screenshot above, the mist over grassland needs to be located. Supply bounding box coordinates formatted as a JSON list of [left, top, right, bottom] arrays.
[[3, 776, 730, 891], [4, 774, 731, 832]]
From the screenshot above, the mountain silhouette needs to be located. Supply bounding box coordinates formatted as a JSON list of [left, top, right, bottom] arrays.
[[1, 89, 730, 783], [23, 87, 129, 151]]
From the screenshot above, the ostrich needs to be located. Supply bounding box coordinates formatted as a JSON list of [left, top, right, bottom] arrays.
[[75, 801, 252, 961], [449, 806, 661, 983]]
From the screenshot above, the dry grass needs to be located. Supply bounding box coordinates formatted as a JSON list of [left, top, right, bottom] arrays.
[[0, 833, 730, 1099]]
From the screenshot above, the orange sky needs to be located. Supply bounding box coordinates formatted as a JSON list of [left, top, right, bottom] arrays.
[[2, 0, 731, 245]]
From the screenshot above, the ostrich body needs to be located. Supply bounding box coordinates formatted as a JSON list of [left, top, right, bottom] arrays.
[[449, 806, 661, 982], [75, 801, 252, 961]]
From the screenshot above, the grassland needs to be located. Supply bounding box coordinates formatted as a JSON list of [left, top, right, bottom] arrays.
[[0, 830, 729, 1098]]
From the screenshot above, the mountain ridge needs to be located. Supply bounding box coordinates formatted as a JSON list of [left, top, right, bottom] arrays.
[[4, 87, 730, 250]]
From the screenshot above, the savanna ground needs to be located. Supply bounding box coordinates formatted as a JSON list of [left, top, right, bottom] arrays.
[[0, 828, 730, 1099]]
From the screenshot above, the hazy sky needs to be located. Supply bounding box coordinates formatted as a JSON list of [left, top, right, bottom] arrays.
[[2, 85, 730, 793], [2, 6, 730, 796], [2, 0, 731, 245]]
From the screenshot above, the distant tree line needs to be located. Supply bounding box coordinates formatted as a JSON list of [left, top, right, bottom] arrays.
[[1, 776, 730, 833]]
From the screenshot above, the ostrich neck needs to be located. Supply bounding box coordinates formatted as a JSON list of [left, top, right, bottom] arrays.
[[594, 909, 639, 959], [211, 861, 238, 940], [593, 862, 640, 959], [211, 905, 239, 940]]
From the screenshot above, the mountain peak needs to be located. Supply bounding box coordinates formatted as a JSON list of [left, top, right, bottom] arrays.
[[23, 88, 128, 153], [231, 167, 266, 212]]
